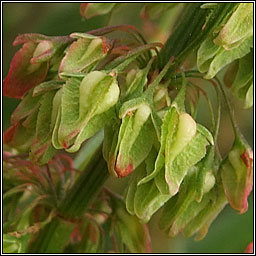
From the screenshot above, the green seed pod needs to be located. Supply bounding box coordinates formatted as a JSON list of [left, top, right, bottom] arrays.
[[59, 33, 111, 76], [197, 35, 252, 79], [3, 91, 41, 152], [30, 91, 58, 165], [113, 196, 151, 253], [126, 151, 170, 223], [108, 102, 154, 178], [220, 136, 253, 214], [182, 183, 227, 240], [159, 168, 212, 237], [80, 3, 119, 19], [3, 33, 72, 98], [153, 84, 171, 111], [125, 68, 147, 97], [214, 3, 253, 50], [231, 51, 253, 109], [54, 71, 119, 152], [139, 105, 213, 197]]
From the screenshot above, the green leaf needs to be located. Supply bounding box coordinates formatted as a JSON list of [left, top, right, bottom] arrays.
[[103, 121, 120, 177], [124, 59, 153, 99], [127, 157, 170, 223], [125, 166, 143, 215], [197, 37, 221, 74], [69, 75, 119, 152], [66, 108, 116, 153], [56, 77, 80, 148], [197, 123, 214, 145]]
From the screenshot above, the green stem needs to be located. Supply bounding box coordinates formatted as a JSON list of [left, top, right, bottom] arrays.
[[145, 56, 175, 99], [58, 147, 108, 217], [105, 43, 162, 72], [214, 76, 240, 137], [159, 3, 206, 67], [88, 24, 150, 62], [27, 134, 109, 253], [212, 80, 221, 144]]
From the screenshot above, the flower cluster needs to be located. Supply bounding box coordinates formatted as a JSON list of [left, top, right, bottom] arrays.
[[3, 2, 253, 244]]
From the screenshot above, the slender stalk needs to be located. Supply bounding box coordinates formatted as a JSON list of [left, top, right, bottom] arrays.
[[214, 76, 240, 137], [212, 80, 221, 143], [144, 56, 175, 99]]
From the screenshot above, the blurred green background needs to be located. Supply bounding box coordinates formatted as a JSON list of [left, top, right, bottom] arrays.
[[3, 3, 253, 253]]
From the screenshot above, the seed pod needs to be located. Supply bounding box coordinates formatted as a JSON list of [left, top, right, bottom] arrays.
[[231, 51, 253, 109], [54, 71, 119, 152], [214, 3, 253, 50], [59, 33, 111, 76], [182, 183, 228, 240], [126, 152, 170, 223], [108, 102, 154, 178], [139, 106, 213, 197], [113, 196, 151, 253], [10, 91, 42, 125], [3, 33, 72, 98], [220, 136, 253, 214], [3, 121, 36, 153], [3, 91, 41, 152], [159, 169, 212, 237], [197, 3, 253, 79], [195, 147, 216, 202], [80, 3, 119, 19], [30, 91, 58, 165], [197, 35, 252, 79], [124, 68, 147, 98], [153, 84, 171, 111]]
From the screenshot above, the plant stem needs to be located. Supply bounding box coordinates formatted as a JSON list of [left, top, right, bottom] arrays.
[[214, 77, 240, 137], [58, 147, 108, 217], [27, 133, 109, 253]]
